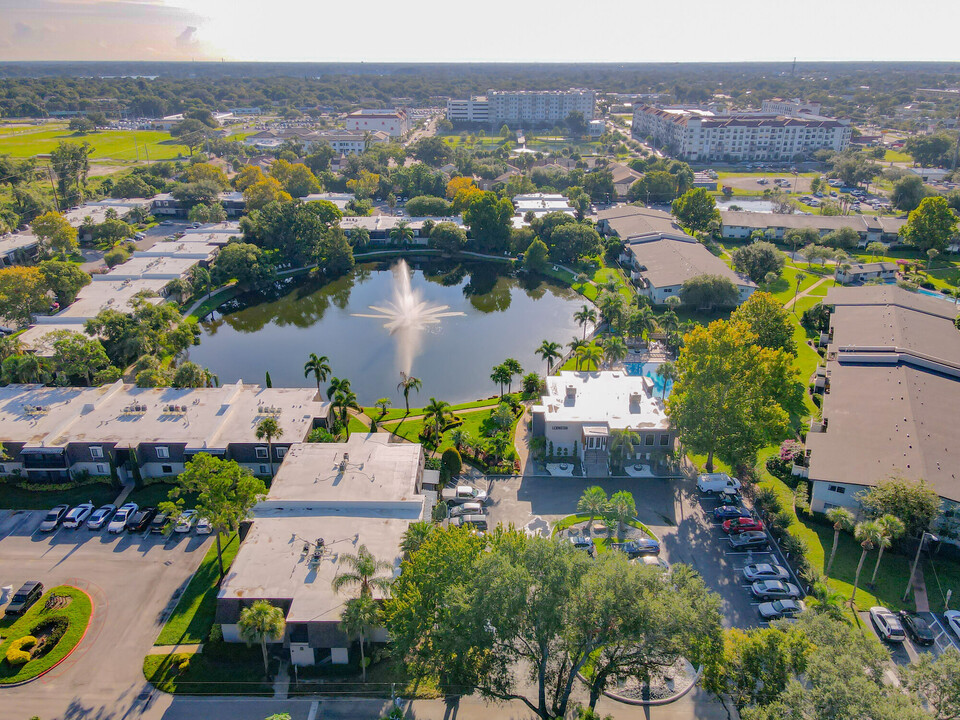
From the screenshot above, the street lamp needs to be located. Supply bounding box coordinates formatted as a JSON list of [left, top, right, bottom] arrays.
[[902, 531, 938, 602]]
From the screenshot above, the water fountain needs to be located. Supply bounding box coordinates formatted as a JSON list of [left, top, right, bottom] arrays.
[[353, 260, 465, 374]]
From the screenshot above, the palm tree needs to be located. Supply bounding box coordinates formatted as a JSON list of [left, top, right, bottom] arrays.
[[574, 304, 597, 341], [332, 545, 394, 598], [825, 507, 855, 578], [603, 336, 627, 368], [339, 596, 379, 683], [400, 521, 434, 558], [501, 358, 523, 393], [597, 293, 625, 332], [535, 340, 562, 375], [327, 376, 352, 401], [576, 344, 602, 372], [238, 600, 286, 678], [255, 417, 283, 476], [608, 429, 640, 474], [850, 520, 884, 604], [609, 490, 637, 541], [486, 433, 510, 464], [655, 361, 677, 399], [577, 486, 608, 533], [396, 373, 422, 414], [658, 310, 679, 333], [870, 514, 906, 586], [490, 364, 511, 397], [807, 582, 846, 620], [333, 390, 361, 437], [567, 337, 587, 369], [423, 397, 453, 441], [627, 305, 655, 342], [374, 397, 392, 418], [792, 272, 807, 314], [303, 353, 331, 398], [388, 221, 414, 245]]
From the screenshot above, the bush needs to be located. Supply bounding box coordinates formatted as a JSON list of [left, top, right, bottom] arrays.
[[104, 247, 130, 268], [207, 623, 223, 643], [432, 500, 448, 523], [754, 486, 782, 518], [6, 636, 37, 666], [441, 448, 462, 476], [177, 657, 191, 674], [795, 480, 811, 514], [30, 617, 69, 655]]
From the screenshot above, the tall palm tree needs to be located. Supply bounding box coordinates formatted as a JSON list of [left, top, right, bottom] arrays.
[[627, 305, 655, 342], [577, 486, 608, 533], [332, 545, 394, 598], [400, 521, 435, 558], [303, 353, 331, 398], [792, 272, 807, 314], [388, 221, 414, 245], [576, 344, 602, 372], [333, 390, 361, 437], [567, 337, 587, 370], [609, 490, 637, 541], [807, 582, 846, 621], [535, 340, 562, 375], [850, 520, 883, 604], [396, 372, 422, 414], [501, 358, 522, 393], [255, 417, 283, 476], [597, 293, 625, 333], [658, 310, 679, 333], [238, 600, 286, 678], [603, 337, 627, 368], [339, 596, 379, 683], [423, 397, 453, 441], [574, 304, 597, 341], [655, 361, 677, 399], [490, 364, 511, 397], [870, 514, 905, 586], [327, 376, 352, 401], [608, 429, 640, 474], [825, 507, 855, 578]]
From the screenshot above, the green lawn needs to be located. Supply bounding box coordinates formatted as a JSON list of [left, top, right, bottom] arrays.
[[765, 265, 823, 305], [0, 126, 184, 161], [0, 585, 92, 684], [884, 149, 912, 163], [365, 396, 502, 423], [383, 404, 506, 454], [154, 533, 238, 646], [0, 481, 119, 510], [347, 415, 369, 434], [143, 642, 273, 695]]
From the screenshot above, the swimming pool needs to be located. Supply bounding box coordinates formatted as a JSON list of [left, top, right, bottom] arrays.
[[916, 287, 955, 303], [624, 361, 674, 396]]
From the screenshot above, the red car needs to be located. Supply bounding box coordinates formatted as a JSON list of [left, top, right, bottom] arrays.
[[723, 516, 763, 534]]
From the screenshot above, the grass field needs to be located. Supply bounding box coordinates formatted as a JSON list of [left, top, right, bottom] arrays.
[[884, 149, 913, 163], [0, 481, 118, 510], [383, 404, 508, 454], [365, 396, 502, 423], [0, 125, 184, 161], [143, 642, 273, 695]]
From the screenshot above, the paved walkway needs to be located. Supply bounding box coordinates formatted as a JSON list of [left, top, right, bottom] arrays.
[[912, 562, 931, 612], [784, 276, 830, 310]]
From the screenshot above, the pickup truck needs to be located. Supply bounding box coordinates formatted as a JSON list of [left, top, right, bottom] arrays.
[[441, 485, 488, 505]]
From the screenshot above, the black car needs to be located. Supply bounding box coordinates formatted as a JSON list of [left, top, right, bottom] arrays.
[[127, 506, 158, 533], [610, 538, 661, 557], [899, 611, 936, 646], [149, 511, 170, 534], [5, 581, 43, 616]]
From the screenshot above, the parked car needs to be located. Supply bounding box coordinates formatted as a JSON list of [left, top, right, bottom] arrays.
[[4, 581, 43, 617], [86, 504, 117, 530], [944, 610, 960, 639], [441, 485, 488, 505], [758, 599, 805, 620], [729, 531, 769, 550], [898, 611, 935, 646], [449, 502, 485, 518], [743, 563, 790, 582], [107, 503, 138, 533], [38, 504, 70, 532], [751, 580, 802, 601], [62, 502, 95, 528], [610, 538, 661, 557], [195, 517, 213, 535], [149, 512, 170, 534], [127, 506, 158, 533], [159, 220, 173, 226], [174, 510, 197, 533], [452, 514, 487, 531], [870, 606, 906, 642], [637, 555, 670, 571], [569, 533, 595, 553], [714, 505, 751, 522], [723, 517, 764, 535], [697, 473, 742, 494]]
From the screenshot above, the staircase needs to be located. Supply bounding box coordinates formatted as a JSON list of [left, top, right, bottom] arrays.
[[582, 449, 609, 477]]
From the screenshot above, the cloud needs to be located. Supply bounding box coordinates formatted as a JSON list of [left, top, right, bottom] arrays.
[[175, 25, 197, 48], [13, 21, 34, 40]]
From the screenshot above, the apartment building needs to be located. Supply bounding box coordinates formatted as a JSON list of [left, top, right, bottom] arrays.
[[760, 98, 823, 117], [632, 106, 851, 162], [719, 211, 906, 246], [446, 89, 596, 128], [344, 109, 409, 137], [243, 129, 389, 154]]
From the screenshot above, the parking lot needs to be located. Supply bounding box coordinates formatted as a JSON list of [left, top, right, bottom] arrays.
[[485, 472, 784, 629], [0, 507, 209, 717], [860, 607, 960, 671]]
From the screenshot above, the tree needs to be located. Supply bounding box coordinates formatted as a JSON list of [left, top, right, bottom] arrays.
[[791, 271, 807, 311], [332, 545, 393, 598], [397, 373, 422, 414], [731, 291, 796, 354], [490, 363, 511, 397], [655, 361, 676, 399], [49, 330, 113, 385], [730, 242, 785, 284], [238, 600, 285, 678], [575, 344, 602, 372], [822, 226, 860, 251], [784, 227, 820, 254], [667, 320, 792, 471], [547, 223, 602, 263], [86, 298, 199, 368], [905, 133, 955, 167], [901, 196, 958, 253], [603, 336, 627, 368], [574, 305, 597, 341], [850, 520, 883, 603], [607, 431, 639, 475], [858, 475, 941, 539], [535, 340, 562, 375], [801, 243, 834, 267], [303, 353, 332, 398], [607, 490, 637, 539], [339, 595, 379, 683], [400, 521, 435, 558], [172, 361, 217, 388], [565, 111, 588, 137], [869, 514, 905, 586], [50, 141, 92, 206], [331, 388, 361, 436], [901, 647, 960, 720], [423, 397, 453, 441], [825, 507, 855, 578], [161, 453, 267, 579], [672, 188, 720, 234], [523, 237, 550, 272], [441, 447, 462, 477], [38, 260, 90, 306], [409, 136, 451, 167], [211, 242, 275, 290], [428, 221, 466, 253], [577, 486, 608, 530], [679, 274, 739, 310], [463, 192, 513, 253], [406, 195, 452, 216], [32, 211, 79, 257], [374, 397, 392, 418], [187, 202, 227, 224], [628, 171, 678, 204], [243, 178, 292, 212], [388, 221, 415, 246], [865, 241, 888, 261], [255, 417, 283, 476]]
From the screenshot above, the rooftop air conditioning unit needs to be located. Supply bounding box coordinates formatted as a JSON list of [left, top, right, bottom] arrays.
[[565, 385, 576, 399]]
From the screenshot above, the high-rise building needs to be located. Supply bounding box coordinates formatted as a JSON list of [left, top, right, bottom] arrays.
[[446, 89, 595, 127]]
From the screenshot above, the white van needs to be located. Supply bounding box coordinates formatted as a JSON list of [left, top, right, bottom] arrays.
[[696, 472, 742, 494]]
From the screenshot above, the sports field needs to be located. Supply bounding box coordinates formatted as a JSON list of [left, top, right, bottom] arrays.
[[0, 123, 184, 161]]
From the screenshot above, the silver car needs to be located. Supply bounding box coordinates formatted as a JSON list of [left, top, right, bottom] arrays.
[[62, 502, 95, 529], [742, 563, 790, 583]]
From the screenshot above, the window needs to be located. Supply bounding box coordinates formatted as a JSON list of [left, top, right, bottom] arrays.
[[162, 465, 173, 474], [260, 465, 268, 475], [256, 447, 268, 459], [96, 464, 106, 474], [90, 446, 104, 459], [645, 434, 654, 446], [823, 502, 838, 511], [276, 447, 286, 459], [659, 433, 670, 446], [827, 485, 846, 495], [156, 446, 169, 459]]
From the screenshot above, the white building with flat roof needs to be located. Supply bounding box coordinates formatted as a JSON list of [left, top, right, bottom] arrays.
[[512, 193, 576, 225], [345, 109, 409, 137], [446, 89, 595, 127]]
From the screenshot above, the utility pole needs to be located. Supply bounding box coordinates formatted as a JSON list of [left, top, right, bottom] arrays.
[[45, 165, 61, 213]]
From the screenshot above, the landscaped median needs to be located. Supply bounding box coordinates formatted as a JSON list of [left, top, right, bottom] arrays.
[[0, 585, 92, 685], [552, 513, 661, 554]]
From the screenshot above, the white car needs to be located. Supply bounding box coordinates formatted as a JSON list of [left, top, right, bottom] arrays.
[[944, 610, 960, 639], [696, 473, 742, 494], [449, 502, 485, 518], [195, 517, 212, 535], [174, 510, 197, 533], [62, 502, 95, 529], [86, 504, 116, 530], [107, 503, 138, 533], [870, 606, 906, 642], [742, 563, 790, 583]]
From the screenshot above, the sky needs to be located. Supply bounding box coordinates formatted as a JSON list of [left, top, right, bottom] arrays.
[[1, 0, 959, 63]]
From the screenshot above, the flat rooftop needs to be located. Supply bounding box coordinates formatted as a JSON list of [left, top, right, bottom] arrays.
[[533, 371, 669, 431], [39, 279, 166, 323], [0, 232, 39, 257], [138, 240, 220, 260], [63, 199, 151, 227], [95, 255, 198, 280]]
